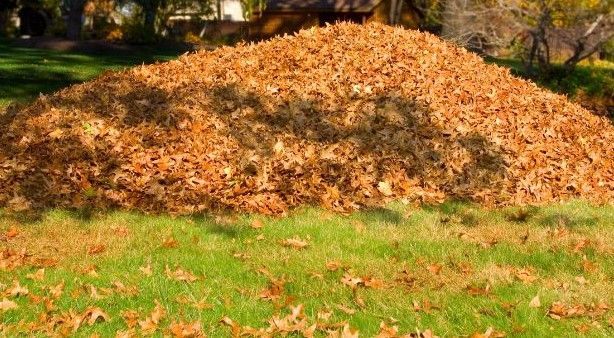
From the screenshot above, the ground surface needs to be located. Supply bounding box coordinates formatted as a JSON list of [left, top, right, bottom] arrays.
[[0, 41, 184, 108], [0, 42, 613, 336], [1, 40, 612, 116], [0, 201, 613, 336]]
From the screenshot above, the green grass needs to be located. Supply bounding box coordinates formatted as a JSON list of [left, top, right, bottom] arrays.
[[0, 43, 612, 336], [1, 201, 613, 336], [0, 42, 184, 108], [487, 57, 614, 101]]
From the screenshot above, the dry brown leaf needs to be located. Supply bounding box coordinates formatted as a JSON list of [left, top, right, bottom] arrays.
[[87, 244, 106, 255], [281, 237, 309, 250], [139, 263, 153, 276], [250, 219, 264, 229], [515, 268, 538, 284], [1, 23, 612, 216], [83, 306, 110, 325], [165, 266, 199, 283], [4, 226, 19, 239], [529, 295, 541, 308], [427, 263, 443, 275], [26, 268, 45, 281], [162, 236, 179, 248], [169, 320, 203, 337], [326, 261, 342, 271], [377, 181, 393, 197], [121, 310, 140, 328], [0, 298, 17, 311], [5, 280, 29, 297]]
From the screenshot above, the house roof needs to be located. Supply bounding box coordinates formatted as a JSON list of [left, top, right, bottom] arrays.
[[261, 0, 384, 13]]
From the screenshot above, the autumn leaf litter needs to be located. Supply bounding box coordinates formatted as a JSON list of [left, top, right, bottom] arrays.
[[0, 23, 612, 215]]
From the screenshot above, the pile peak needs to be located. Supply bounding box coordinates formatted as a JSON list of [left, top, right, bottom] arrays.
[[1, 22, 612, 214]]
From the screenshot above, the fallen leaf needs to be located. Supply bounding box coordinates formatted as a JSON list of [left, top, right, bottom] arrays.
[[0, 298, 17, 311], [169, 320, 203, 337], [48, 281, 65, 299], [281, 237, 309, 249], [250, 219, 264, 229], [26, 268, 45, 281], [162, 236, 179, 248], [121, 310, 140, 328], [139, 263, 152, 276], [4, 226, 19, 239], [139, 301, 166, 334], [427, 263, 443, 275], [83, 306, 110, 325], [377, 181, 393, 197], [165, 266, 199, 283], [326, 261, 342, 271], [529, 295, 541, 308], [87, 244, 106, 255], [515, 268, 538, 284], [336, 304, 357, 315], [5, 280, 28, 297]]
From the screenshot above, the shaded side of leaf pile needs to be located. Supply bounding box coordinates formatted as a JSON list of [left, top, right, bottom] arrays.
[[0, 23, 612, 214]]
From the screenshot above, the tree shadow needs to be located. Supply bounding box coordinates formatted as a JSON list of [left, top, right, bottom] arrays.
[[0, 75, 508, 217]]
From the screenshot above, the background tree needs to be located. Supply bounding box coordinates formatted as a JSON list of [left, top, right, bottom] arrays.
[[62, 0, 87, 39], [0, 0, 19, 37], [441, 0, 613, 74], [240, 0, 265, 20]]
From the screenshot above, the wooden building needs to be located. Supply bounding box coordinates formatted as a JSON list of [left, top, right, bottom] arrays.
[[250, 0, 418, 40]]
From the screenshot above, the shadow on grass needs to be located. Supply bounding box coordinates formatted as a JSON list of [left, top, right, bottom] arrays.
[[538, 213, 598, 228], [0, 42, 185, 107]]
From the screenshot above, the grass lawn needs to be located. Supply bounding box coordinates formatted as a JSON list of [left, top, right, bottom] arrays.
[[0, 43, 613, 336], [0, 42, 184, 109], [1, 201, 613, 336]]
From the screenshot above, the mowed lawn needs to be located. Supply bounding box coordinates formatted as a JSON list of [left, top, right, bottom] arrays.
[[1, 42, 613, 336], [0, 202, 613, 336], [0, 42, 184, 109]]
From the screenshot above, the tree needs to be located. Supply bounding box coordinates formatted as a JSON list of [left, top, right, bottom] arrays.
[[131, 0, 162, 35], [62, 0, 87, 39], [402, 0, 446, 33], [440, 0, 613, 74], [0, 0, 19, 37], [240, 0, 265, 20]]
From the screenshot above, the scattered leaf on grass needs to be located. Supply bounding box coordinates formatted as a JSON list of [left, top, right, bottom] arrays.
[[326, 261, 343, 271], [281, 237, 309, 250], [529, 295, 541, 308], [139, 263, 152, 276], [121, 310, 140, 328], [162, 236, 179, 248], [139, 301, 166, 334], [3, 226, 19, 240], [26, 268, 45, 281], [83, 307, 110, 325], [0, 298, 17, 311], [5, 280, 28, 297], [169, 321, 203, 337], [87, 244, 106, 255], [427, 263, 443, 275], [165, 266, 199, 283], [514, 268, 538, 284], [250, 219, 264, 229]]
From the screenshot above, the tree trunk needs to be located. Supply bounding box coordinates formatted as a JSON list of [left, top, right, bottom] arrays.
[[143, 6, 157, 35], [0, 10, 9, 37], [390, 0, 404, 25], [66, 0, 85, 40]]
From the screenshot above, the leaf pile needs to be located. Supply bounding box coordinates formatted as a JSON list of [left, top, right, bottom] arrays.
[[0, 22, 612, 214]]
